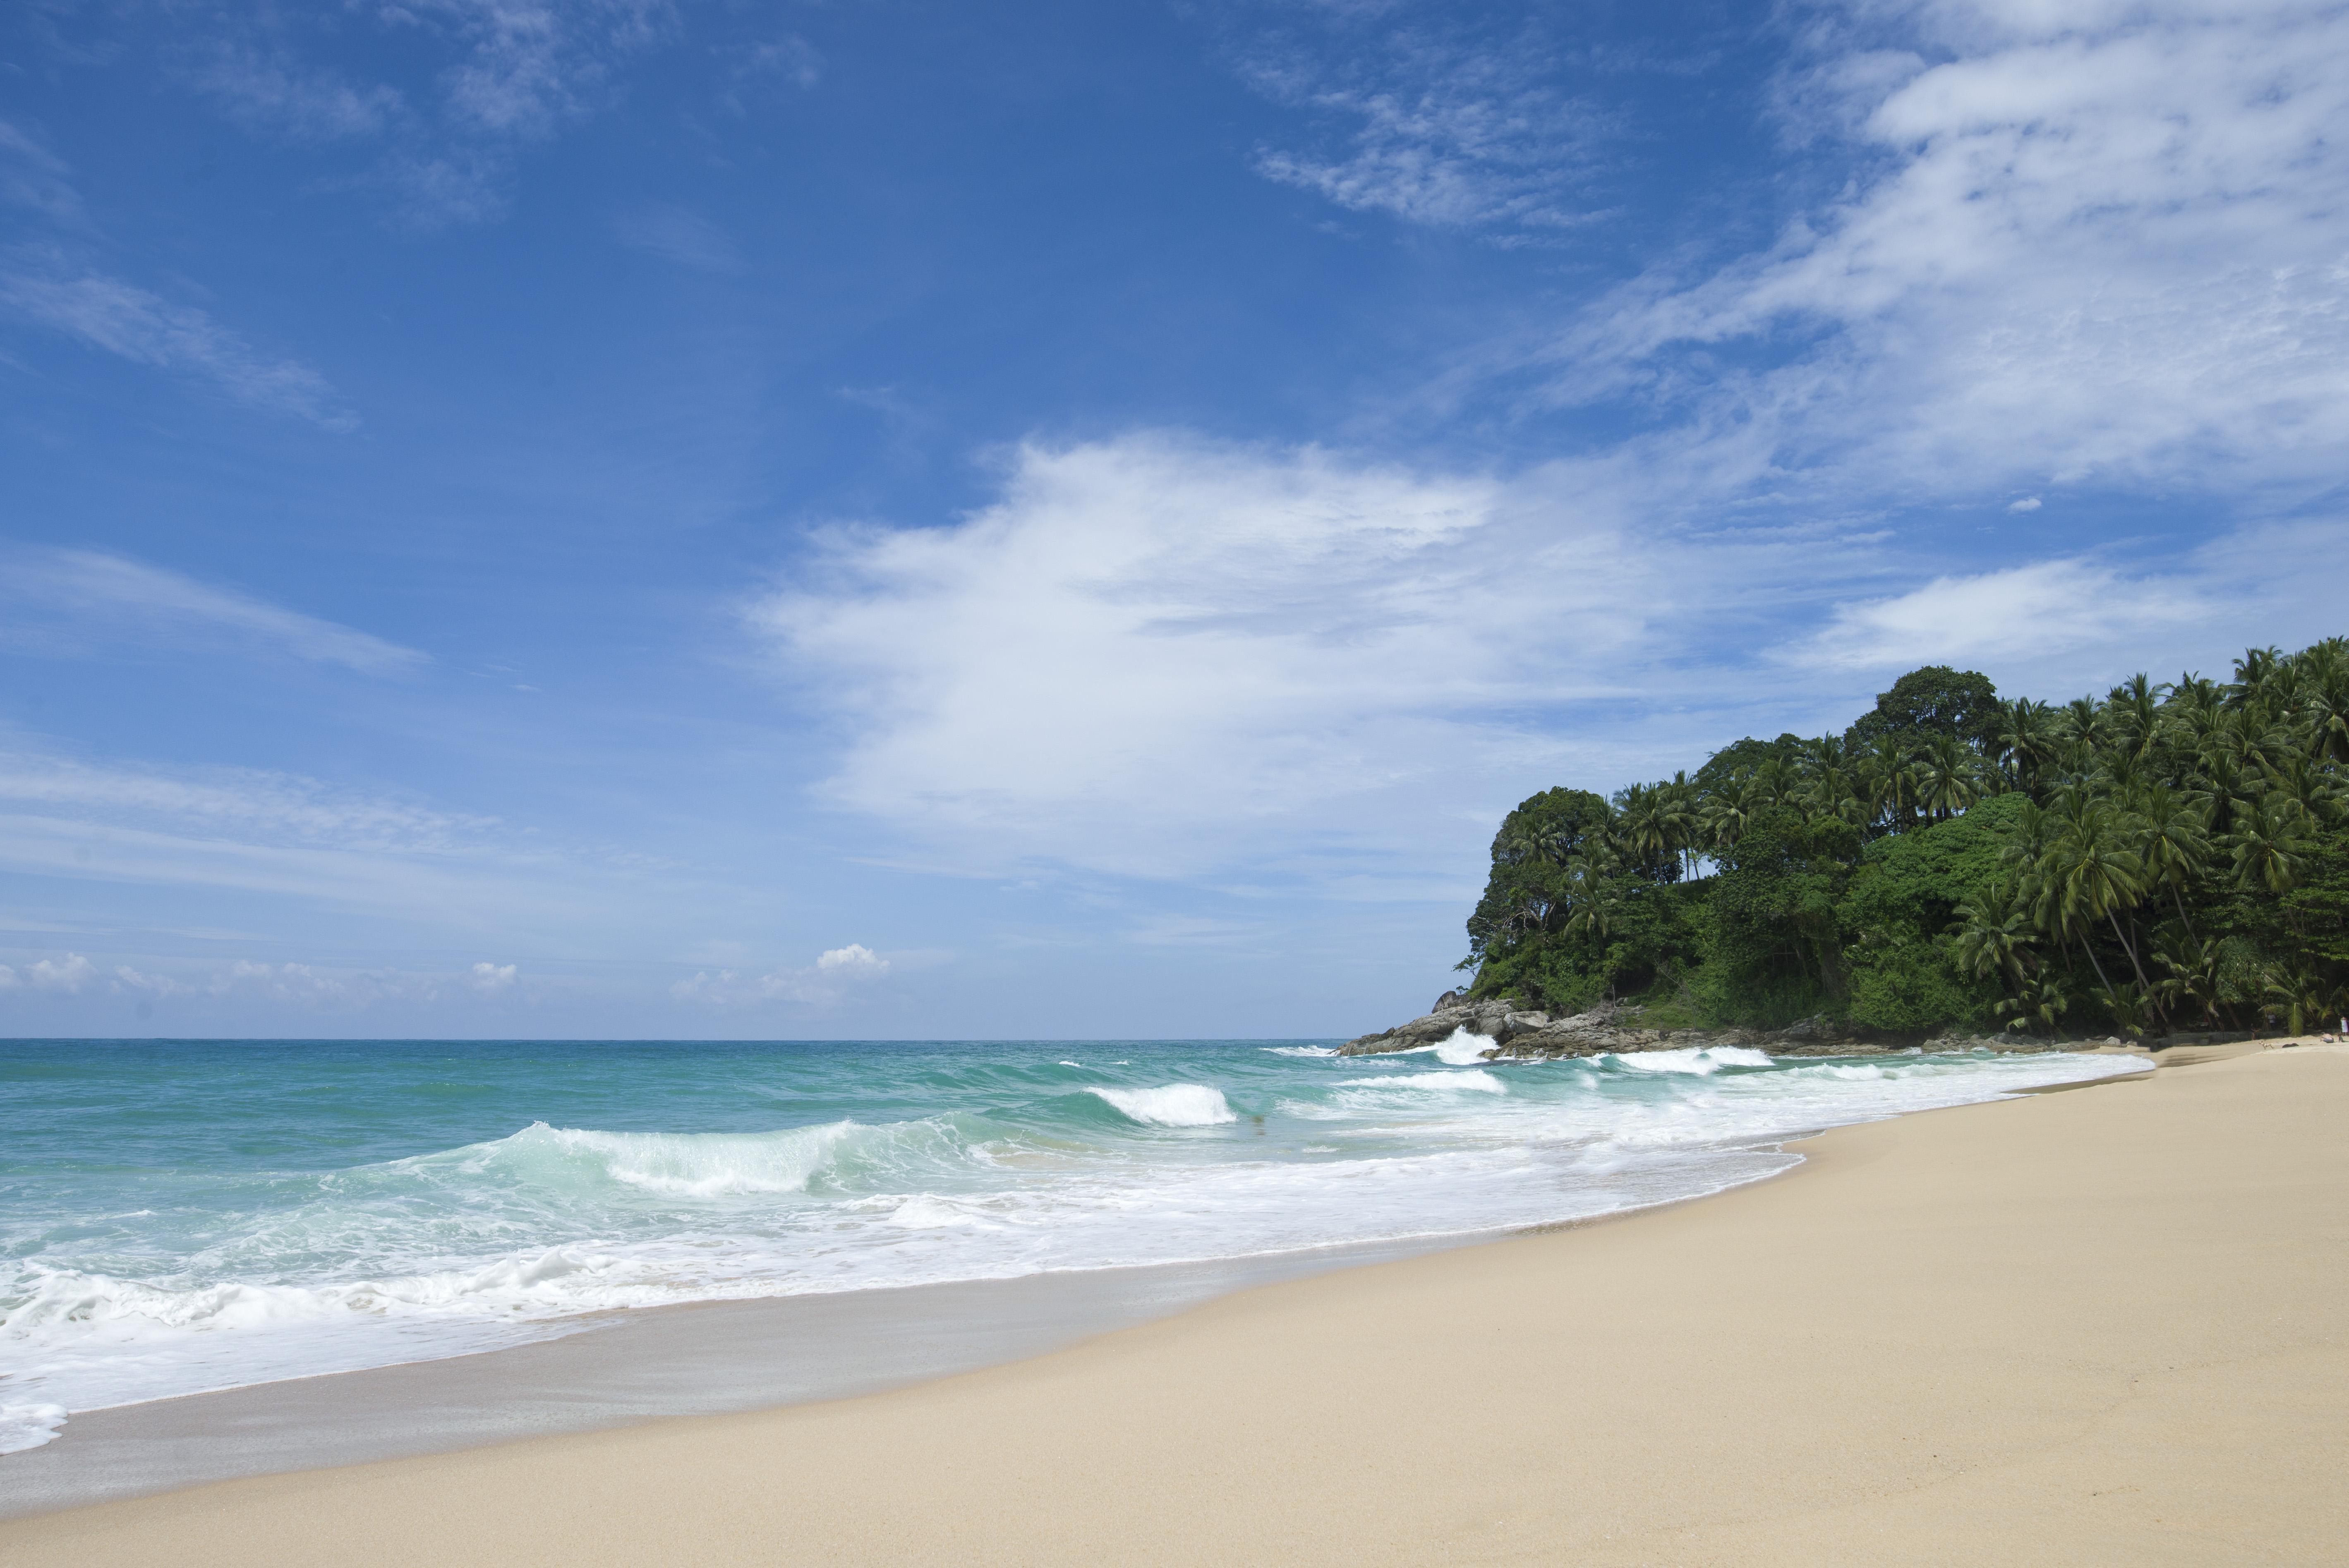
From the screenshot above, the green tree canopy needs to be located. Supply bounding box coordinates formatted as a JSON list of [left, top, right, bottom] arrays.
[[1845, 666, 2001, 750]]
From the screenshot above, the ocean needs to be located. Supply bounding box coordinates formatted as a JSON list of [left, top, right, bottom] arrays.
[[0, 1034, 2143, 1455]]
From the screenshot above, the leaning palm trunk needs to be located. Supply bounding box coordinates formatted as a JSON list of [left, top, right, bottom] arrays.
[[2076, 933, 2117, 998], [2107, 911, 2166, 1025]]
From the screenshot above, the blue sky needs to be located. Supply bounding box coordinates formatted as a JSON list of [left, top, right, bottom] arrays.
[[2, 0, 2344, 1039]]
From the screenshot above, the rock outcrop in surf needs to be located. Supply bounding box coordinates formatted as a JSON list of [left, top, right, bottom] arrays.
[[1339, 994, 2102, 1061]]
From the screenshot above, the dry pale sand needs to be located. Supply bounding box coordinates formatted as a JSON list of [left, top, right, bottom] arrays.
[[7, 1045, 2344, 1567]]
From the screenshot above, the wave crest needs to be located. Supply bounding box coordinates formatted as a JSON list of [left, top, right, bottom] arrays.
[[1086, 1084, 1237, 1126]]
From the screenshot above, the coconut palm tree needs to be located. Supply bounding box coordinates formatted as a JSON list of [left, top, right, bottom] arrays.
[[1990, 697, 2061, 790], [2229, 794, 2313, 895], [2151, 923, 2225, 1028], [2263, 960, 2340, 1037], [1859, 735, 1918, 833], [2133, 787, 2213, 937], [1951, 886, 2035, 992], [2106, 673, 2167, 765], [1996, 973, 2071, 1035], [1916, 733, 1981, 821]]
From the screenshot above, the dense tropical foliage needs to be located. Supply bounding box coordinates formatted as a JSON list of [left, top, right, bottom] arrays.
[[1462, 644, 2349, 1039]]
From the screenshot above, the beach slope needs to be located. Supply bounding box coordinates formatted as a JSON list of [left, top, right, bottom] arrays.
[[8, 1046, 2344, 1566]]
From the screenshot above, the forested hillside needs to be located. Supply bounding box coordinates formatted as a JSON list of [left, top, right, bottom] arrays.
[[1462, 641, 2349, 1039]]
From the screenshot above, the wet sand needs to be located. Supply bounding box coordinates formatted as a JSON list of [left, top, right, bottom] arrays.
[[5, 1043, 2343, 1565]]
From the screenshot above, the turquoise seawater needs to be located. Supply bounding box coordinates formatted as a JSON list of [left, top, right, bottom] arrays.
[[0, 1035, 2141, 1452]]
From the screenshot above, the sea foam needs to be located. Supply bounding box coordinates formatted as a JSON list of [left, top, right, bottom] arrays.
[[0, 1401, 67, 1455], [1607, 1045, 1776, 1075], [1086, 1084, 1239, 1126], [1337, 1069, 1508, 1094]]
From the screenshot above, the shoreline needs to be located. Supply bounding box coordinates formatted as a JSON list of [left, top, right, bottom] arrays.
[[0, 1041, 2142, 1514], [9, 1039, 2341, 1562]]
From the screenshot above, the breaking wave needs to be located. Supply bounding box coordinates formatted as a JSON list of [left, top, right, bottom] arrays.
[[1086, 1084, 1239, 1126]]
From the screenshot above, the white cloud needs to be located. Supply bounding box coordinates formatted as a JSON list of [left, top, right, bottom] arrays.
[[17, 953, 98, 993], [0, 261, 357, 429], [1540, 0, 2349, 501], [1787, 515, 2349, 687], [752, 432, 1683, 881], [469, 960, 518, 991], [0, 549, 424, 673], [2006, 497, 2042, 513], [674, 943, 893, 1006], [1248, 29, 1606, 234], [1793, 558, 2206, 671]]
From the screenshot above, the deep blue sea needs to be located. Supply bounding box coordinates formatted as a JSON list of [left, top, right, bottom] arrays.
[[0, 1034, 2141, 1453]]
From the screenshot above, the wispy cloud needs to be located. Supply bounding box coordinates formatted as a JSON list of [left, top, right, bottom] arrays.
[[731, 33, 822, 95], [1525, 0, 2349, 503], [0, 125, 355, 427], [0, 119, 87, 227], [190, 46, 405, 140], [0, 257, 357, 429], [1, 548, 425, 672], [612, 203, 745, 273], [172, 0, 676, 226], [1247, 26, 1608, 236], [0, 745, 484, 850]]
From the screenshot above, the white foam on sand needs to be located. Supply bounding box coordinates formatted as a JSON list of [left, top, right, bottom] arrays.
[[0, 1401, 69, 1454]]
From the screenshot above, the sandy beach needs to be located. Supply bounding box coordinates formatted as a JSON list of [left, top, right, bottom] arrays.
[[7, 1042, 2343, 1566]]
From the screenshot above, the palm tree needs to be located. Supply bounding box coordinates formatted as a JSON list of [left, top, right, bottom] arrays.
[[2133, 786, 2213, 936], [2061, 694, 2104, 750], [1951, 886, 2034, 992], [2024, 794, 2149, 1001], [2263, 960, 2339, 1037], [1915, 733, 1980, 821], [1860, 735, 1917, 833], [2296, 640, 2349, 764], [2106, 672, 2166, 765], [1656, 773, 1701, 881], [2229, 645, 2284, 711], [2186, 745, 2251, 837], [2151, 923, 2224, 1028], [2229, 794, 2312, 895], [1558, 855, 1623, 943], [1990, 697, 2060, 790], [1996, 973, 2071, 1035]]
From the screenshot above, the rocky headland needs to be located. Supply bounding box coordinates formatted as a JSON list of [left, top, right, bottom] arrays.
[[1340, 992, 2263, 1061]]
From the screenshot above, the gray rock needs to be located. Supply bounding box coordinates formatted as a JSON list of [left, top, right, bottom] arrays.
[[1338, 996, 1529, 1056]]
